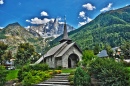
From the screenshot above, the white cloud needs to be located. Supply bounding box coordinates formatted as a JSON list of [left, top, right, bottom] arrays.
[[0, 27, 4, 29], [87, 17, 92, 23], [78, 21, 87, 26], [79, 11, 85, 18], [0, 0, 4, 4], [82, 3, 96, 10], [78, 17, 92, 27], [26, 17, 50, 24], [25, 26, 30, 29], [41, 11, 48, 16], [26, 20, 30, 22], [100, 3, 113, 12]]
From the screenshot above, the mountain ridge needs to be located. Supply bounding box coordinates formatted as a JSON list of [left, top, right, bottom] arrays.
[[49, 5, 130, 50]]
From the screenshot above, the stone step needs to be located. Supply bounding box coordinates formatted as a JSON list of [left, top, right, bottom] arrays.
[[35, 73, 72, 86], [50, 76, 68, 79], [35, 83, 72, 86], [43, 81, 70, 85], [49, 78, 68, 80], [46, 80, 69, 82], [55, 73, 70, 76]]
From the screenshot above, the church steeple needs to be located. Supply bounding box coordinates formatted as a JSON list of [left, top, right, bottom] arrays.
[[59, 17, 72, 43]]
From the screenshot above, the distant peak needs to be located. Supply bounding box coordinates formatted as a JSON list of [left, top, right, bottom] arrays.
[[8, 22, 21, 26]]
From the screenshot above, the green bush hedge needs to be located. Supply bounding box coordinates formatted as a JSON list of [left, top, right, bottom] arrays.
[[0, 66, 8, 86], [74, 67, 91, 86], [18, 63, 49, 82], [89, 58, 130, 86]]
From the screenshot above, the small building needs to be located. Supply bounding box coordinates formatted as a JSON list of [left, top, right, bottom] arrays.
[[43, 20, 82, 68], [97, 50, 108, 58], [4, 59, 15, 70], [112, 47, 122, 57]]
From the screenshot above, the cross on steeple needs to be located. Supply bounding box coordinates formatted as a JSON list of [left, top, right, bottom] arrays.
[[59, 16, 72, 43]]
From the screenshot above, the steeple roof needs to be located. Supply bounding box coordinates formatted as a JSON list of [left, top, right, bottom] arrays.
[[59, 17, 72, 43]]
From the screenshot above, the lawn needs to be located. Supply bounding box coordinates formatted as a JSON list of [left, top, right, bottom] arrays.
[[6, 69, 19, 81], [61, 68, 76, 73]]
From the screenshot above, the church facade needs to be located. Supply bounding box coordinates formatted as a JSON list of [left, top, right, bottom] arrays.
[[43, 21, 82, 68]]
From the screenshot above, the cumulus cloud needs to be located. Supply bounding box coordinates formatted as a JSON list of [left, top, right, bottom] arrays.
[[26, 20, 30, 22], [41, 11, 48, 16], [79, 11, 85, 18], [100, 3, 113, 12], [87, 17, 92, 23], [78, 17, 92, 27], [0, 0, 4, 4], [82, 3, 96, 10], [78, 21, 87, 26], [26, 17, 50, 24], [24, 26, 30, 29]]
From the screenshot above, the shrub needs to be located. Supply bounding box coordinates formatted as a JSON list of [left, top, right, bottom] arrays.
[[70, 70, 75, 75], [0, 66, 8, 86], [49, 72, 53, 75], [54, 70, 62, 74], [68, 75, 74, 81], [70, 81, 74, 85], [74, 67, 91, 86], [18, 64, 49, 82], [31, 63, 49, 71], [89, 58, 130, 86], [22, 72, 42, 86], [56, 66, 62, 70]]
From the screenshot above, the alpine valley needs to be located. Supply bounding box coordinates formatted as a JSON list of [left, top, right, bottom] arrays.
[[50, 5, 130, 50], [1, 5, 130, 54]]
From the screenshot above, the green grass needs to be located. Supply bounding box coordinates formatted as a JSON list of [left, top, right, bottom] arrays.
[[6, 69, 19, 81], [61, 68, 76, 73]]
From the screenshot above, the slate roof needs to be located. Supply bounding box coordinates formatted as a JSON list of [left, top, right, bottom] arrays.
[[56, 42, 75, 57], [44, 41, 79, 58], [44, 41, 67, 57], [97, 50, 108, 57]]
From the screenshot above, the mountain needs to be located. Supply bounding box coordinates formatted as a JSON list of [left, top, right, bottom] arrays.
[[49, 5, 130, 50], [0, 22, 45, 53], [27, 18, 75, 38]]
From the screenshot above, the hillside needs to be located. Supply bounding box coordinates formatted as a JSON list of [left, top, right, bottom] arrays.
[[0, 22, 45, 53], [50, 5, 130, 50]]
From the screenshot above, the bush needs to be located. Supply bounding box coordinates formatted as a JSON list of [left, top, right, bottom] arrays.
[[70, 70, 75, 75], [54, 70, 62, 74], [56, 66, 62, 70], [31, 63, 49, 71], [74, 67, 91, 86], [0, 66, 8, 86], [18, 64, 49, 82], [89, 58, 130, 86], [22, 72, 42, 86], [68, 75, 74, 81]]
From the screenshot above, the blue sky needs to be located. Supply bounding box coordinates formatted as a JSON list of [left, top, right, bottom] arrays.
[[0, 0, 130, 29]]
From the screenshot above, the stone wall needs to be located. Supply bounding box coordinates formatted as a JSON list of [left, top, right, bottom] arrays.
[[62, 46, 82, 68]]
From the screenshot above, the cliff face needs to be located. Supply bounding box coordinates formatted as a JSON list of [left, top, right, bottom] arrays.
[[28, 19, 75, 38]]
